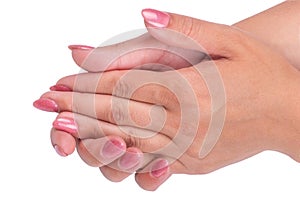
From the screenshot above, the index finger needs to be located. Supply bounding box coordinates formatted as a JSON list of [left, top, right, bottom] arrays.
[[54, 70, 177, 106]]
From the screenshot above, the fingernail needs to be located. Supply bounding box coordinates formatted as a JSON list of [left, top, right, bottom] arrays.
[[33, 98, 58, 112], [141, 9, 170, 28], [53, 117, 78, 135], [151, 159, 169, 178], [118, 149, 142, 170], [50, 84, 72, 92], [54, 145, 68, 157], [68, 45, 95, 51], [102, 139, 125, 159]]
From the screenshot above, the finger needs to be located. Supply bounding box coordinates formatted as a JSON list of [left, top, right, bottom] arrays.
[[52, 112, 172, 153], [69, 33, 204, 72], [52, 111, 122, 139], [134, 158, 173, 191], [52, 69, 183, 110], [37, 91, 167, 133], [50, 128, 76, 157], [99, 147, 144, 182], [77, 136, 126, 167], [142, 9, 243, 58]]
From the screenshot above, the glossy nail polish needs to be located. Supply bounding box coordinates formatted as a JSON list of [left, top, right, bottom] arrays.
[[68, 45, 95, 51], [33, 98, 58, 112], [102, 139, 125, 159], [54, 145, 68, 157], [50, 84, 72, 92], [119, 149, 142, 170], [151, 159, 169, 178], [141, 9, 170, 28], [53, 117, 78, 135]]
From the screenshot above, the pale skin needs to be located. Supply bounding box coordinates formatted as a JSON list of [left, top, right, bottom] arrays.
[[34, 1, 300, 191]]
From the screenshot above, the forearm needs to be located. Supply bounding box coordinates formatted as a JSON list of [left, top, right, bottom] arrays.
[[233, 1, 300, 69]]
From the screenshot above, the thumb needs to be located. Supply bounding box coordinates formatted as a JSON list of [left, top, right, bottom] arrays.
[[141, 8, 240, 58]]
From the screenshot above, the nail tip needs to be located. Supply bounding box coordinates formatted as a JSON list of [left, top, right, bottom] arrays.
[[50, 84, 72, 92], [141, 8, 169, 28], [150, 159, 169, 178], [33, 98, 58, 112], [118, 150, 142, 170], [68, 45, 95, 51]]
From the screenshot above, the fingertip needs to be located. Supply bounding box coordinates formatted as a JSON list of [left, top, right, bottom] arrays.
[[141, 8, 170, 28], [118, 147, 143, 170], [135, 172, 171, 191], [54, 145, 68, 157], [68, 45, 94, 67], [99, 166, 131, 183], [51, 128, 77, 156], [135, 159, 171, 191]]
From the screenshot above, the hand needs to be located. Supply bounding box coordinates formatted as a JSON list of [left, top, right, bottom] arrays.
[[68, 1, 300, 72], [34, 9, 300, 190]]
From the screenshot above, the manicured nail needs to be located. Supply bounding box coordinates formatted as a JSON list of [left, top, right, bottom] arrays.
[[33, 98, 58, 112], [50, 84, 72, 92], [102, 139, 125, 159], [141, 9, 170, 28], [118, 149, 142, 170], [53, 117, 78, 135], [68, 45, 95, 51], [54, 145, 68, 157], [151, 159, 169, 178]]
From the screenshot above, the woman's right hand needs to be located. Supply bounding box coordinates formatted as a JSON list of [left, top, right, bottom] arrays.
[[52, 0, 300, 161], [42, 8, 295, 189]]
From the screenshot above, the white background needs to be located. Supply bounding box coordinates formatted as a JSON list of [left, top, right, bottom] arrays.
[[1, 0, 299, 199]]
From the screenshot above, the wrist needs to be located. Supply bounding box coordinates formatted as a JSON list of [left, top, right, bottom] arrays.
[[232, 1, 300, 68], [270, 69, 300, 161]]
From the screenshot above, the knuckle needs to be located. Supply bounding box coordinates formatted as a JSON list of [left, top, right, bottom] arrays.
[[70, 93, 86, 113], [123, 133, 164, 153], [110, 102, 125, 124], [124, 135, 140, 148], [180, 17, 196, 38], [153, 83, 178, 107], [180, 17, 204, 46], [161, 90, 177, 107], [113, 76, 130, 98], [71, 101, 79, 113], [123, 134, 150, 153]]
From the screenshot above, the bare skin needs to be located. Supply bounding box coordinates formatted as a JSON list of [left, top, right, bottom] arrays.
[[34, 1, 300, 191], [233, 0, 300, 69]]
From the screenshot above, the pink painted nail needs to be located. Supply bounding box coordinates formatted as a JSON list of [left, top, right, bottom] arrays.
[[141, 9, 170, 28], [50, 84, 72, 92], [53, 117, 78, 135], [151, 159, 169, 178], [54, 145, 68, 157], [119, 149, 142, 170], [68, 45, 94, 51], [33, 98, 58, 112], [102, 139, 125, 159]]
